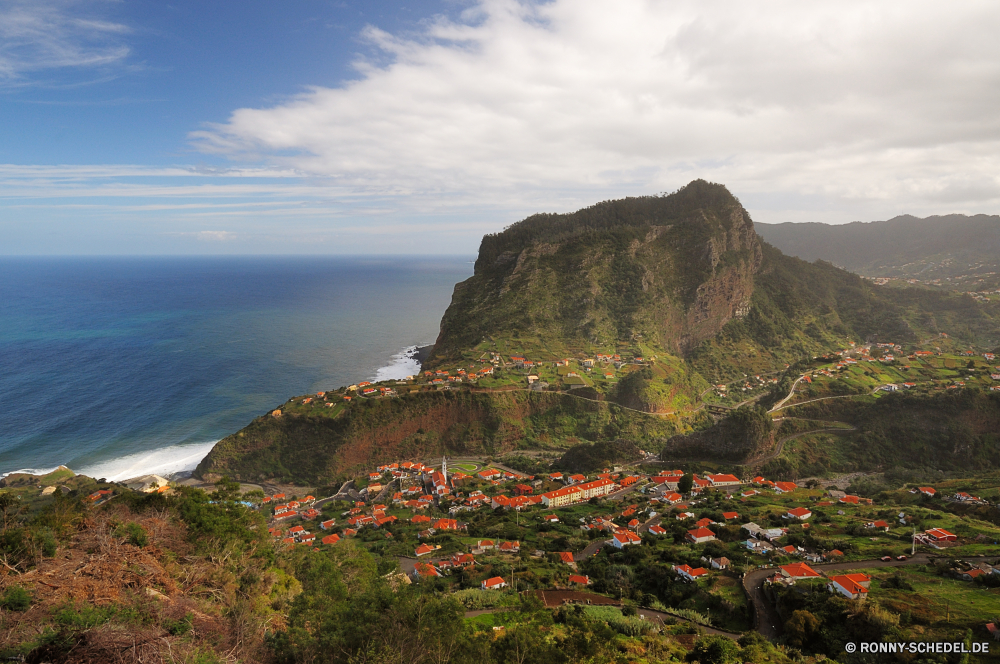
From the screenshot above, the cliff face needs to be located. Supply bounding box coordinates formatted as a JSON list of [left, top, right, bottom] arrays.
[[195, 391, 680, 484], [428, 180, 762, 364]]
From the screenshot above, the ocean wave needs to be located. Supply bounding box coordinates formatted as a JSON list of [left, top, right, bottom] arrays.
[[1, 465, 67, 478], [75, 440, 219, 482], [371, 345, 424, 382]]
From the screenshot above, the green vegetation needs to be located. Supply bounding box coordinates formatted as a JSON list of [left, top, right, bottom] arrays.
[[554, 439, 644, 473], [756, 213, 1000, 290], [197, 390, 681, 483], [784, 388, 1000, 473], [662, 405, 774, 462], [1, 586, 30, 612]]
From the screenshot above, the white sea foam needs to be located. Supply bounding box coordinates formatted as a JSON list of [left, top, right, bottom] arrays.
[[371, 345, 425, 382], [75, 440, 219, 482], [1, 465, 66, 478]]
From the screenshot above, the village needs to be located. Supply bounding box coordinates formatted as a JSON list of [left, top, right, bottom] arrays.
[[271, 334, 1000, 428], [251, 452, 1000, 642]]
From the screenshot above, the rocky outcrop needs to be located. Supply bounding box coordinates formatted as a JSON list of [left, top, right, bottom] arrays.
[[428, 180, 765, 364]]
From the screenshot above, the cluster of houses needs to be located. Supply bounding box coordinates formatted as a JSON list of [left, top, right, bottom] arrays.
[[763, 561, 874, 600]]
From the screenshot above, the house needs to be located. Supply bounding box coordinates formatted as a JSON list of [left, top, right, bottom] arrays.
[[499, 541, 521, 553], [412, 563, 441, 579], [781, 562, 820, 579], [477, 539, 496, 550], [477, 469, 502, 480], [744, 538, 774, 554], [707, 473, 741, 487], [567, 474, 586, 484], [568, 575, 590, 585], [786, 507, 812, 520], [540, 478, 615, 507], [839, 495, 861, 505], [722, 512, 739, 521], [988, 623, 1000, 642], [676, 511, 695, 520], [648, 524, 668, 536], [432, 518, 461, 531], [612, 531, 641, 548], [674, 564, 708, 582], [919, 487, 937, 497], [661, 492, 683, 504], [415, 544, 440, 557], [514, 484, 534, 496], [692, 476, 712, 492], [88, 489, 112, 503], [557, 552, 575, 564], [482, 576, 507, 590], [711, 557, 730, 570], [686, 527, 716, 544], [960, 569, 985, 581], [925, 527, 957, 542], [321, 534, 340, 545], [618, 476, 640, 487], [828, 573, 871, 599], [695, 517, 716, 528], [774, 481, 798, 493], [866, 520, 890, 532], [543, 514, 560, 523], [451, 553, 475, 567]]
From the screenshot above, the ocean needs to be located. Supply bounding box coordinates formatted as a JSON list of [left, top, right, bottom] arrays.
[[0, 256, 473, 480]]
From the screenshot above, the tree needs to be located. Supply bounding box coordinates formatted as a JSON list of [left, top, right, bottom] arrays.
[[678, 473, 694, 495], [688, 634, 741, 664], [784, 609, 820, 647]]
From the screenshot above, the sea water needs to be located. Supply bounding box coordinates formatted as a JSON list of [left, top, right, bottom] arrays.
[[0, 256, 473, 479]]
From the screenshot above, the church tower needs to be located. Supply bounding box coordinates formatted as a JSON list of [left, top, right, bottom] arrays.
[[441, 455, 448, 484]]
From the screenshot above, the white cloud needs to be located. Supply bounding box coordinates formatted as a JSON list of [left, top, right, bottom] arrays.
[[0, 0, 130, 83], [191, 0, 1000, 222]]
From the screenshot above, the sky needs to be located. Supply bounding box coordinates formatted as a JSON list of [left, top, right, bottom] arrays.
[[1, 0, 999, 255]]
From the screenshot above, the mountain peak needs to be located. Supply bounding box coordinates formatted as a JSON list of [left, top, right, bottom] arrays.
[[430, 181, 762, 364]]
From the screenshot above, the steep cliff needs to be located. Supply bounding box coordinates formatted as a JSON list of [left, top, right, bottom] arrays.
[[428, 180, 762, 364]]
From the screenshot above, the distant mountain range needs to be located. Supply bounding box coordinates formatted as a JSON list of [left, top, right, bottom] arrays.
[[755, 214, 1000, 288]]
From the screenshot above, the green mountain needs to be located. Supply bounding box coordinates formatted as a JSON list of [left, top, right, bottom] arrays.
[[756, 214, 1000, 288], [429, 180, 762, 363], [195, 181, 1000, 483]]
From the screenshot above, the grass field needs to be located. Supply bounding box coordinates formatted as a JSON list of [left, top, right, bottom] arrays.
[[853, 566, 1000, 640]]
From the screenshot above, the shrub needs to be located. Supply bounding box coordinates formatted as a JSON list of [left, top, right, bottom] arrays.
[[1, 585, 31, 611], [116, 522, 148, 548]]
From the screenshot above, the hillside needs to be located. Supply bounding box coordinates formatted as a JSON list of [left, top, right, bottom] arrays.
[[196, 390, 681, 484], [196, 181, 1000, 483], [429, 180, 763, 364], [756, 214, 1000, 289]]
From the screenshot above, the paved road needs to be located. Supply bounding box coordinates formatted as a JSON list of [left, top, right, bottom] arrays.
[[768, 375, 806, 413], [637, 514, 663, 535], [574, 539, 609, 561]]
